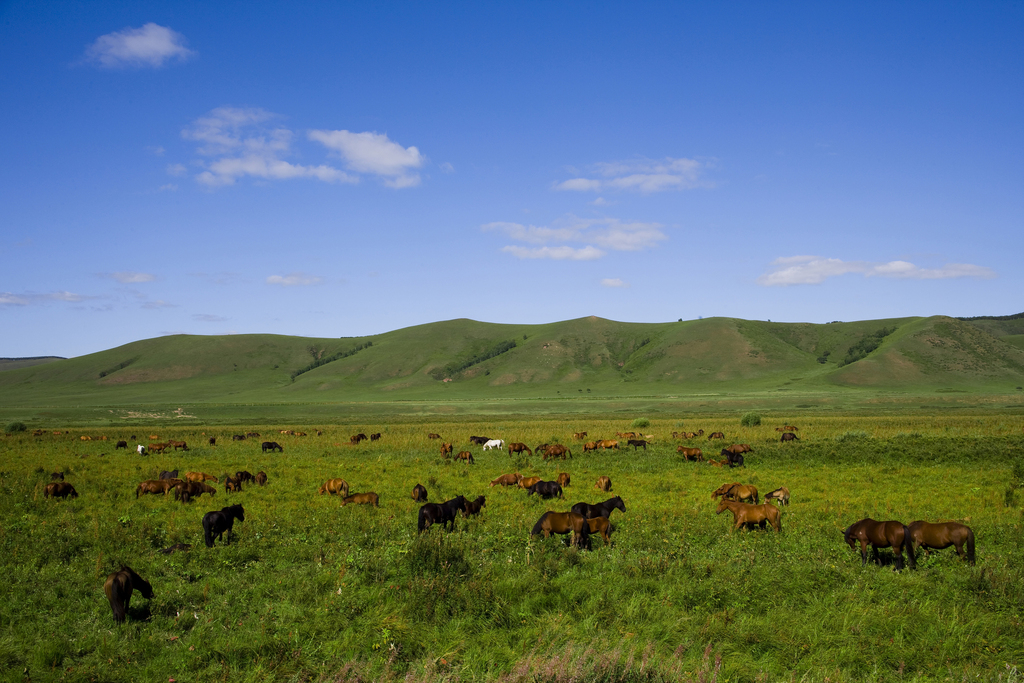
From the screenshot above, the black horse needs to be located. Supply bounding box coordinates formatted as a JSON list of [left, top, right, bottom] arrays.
[[526, 481, 564, 500], [202, 504, 245, 547], [235, 471, 255, 484], [417, 495, 467, 532], [469, 435, 491, 445], [571, 496, 627, 520], [159, 469, 179, 480], [104, 566, 154, 623], [627, 439, 648, 451], [720, 449, 745, 468], [261, 441, 283, 453]]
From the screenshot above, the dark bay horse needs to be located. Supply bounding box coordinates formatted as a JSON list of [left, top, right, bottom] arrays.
[[412, 483, 428, 501], [571, 496, 626, 520], [527, 480, 563, 499], [908, 521, 975, 565], [531, 511, 590, 548], [843, 518, 916, 570], [202, 504, 245, 547], [104, 566, 153, 623], [418, 495, 467, 532]]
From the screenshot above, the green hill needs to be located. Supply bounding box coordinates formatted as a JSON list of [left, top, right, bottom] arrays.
[[3, 315, 1024, 419]]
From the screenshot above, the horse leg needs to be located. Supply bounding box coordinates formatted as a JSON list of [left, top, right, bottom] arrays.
[[871, 545, 880, 566], [859, 541, 868, 565]]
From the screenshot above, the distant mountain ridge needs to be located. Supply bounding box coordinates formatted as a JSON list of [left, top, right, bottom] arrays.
[[2, 315, 1023, 407]]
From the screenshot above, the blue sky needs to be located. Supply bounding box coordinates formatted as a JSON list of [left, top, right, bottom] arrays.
[[1, 2, 1021, 358]]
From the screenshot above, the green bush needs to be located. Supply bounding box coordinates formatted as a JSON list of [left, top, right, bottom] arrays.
[[630, 417, 651, 429], [740, 412, 761, 427], [5, 421, 26, 433]]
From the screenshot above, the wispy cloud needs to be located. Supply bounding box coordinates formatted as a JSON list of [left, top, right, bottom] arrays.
[[554, 157, 712, 194], [193, 313, 228, 322], [758, 256, 997, 286], [601, 278, 629, 287], [266, 273, 323, 286], [166, 163, 187, 177], [141, 300, 176, 309], [84, 23, 195, 68], [106, 271, 156, 284], [484, 216, 667, 260], [308, 129, 424, 188], [0, 291, 92, 306]]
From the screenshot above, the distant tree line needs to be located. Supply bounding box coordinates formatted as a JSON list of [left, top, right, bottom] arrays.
[[956, 312, 1024, 322], [430, 339, 517, 380], [291, 342, 372, 380], [98, 357, 138, 378], [837, 327, 895, 367]]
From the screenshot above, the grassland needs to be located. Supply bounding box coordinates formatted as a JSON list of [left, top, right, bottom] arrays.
[[1, 413, 1023, 682]]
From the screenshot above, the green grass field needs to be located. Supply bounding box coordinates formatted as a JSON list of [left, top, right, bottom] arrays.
[[1, 414, 1022, 682]]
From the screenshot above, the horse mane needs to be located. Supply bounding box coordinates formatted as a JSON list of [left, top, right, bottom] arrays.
[[843, 523, 854, 545], [531, 512, 550, 536]]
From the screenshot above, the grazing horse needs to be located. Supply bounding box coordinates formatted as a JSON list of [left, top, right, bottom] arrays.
[[159, 543, 191, 554], [780, 432, 799, 442], [440, 442, 454, 458], [203, 504, 245, 547], [463, 496, 486, 517], [136, 479, 178, 497], [616, 432, 636, 439], [583, 441, 598, 453], [482, 439, 505, 451], [261, 441, 284, 452], [148, 442, 168, 454], [246, 432, 261, 438], [908, 521, 975, 565], [115, 440, 128, 449], [412, 483, 428, 501], [557, 472, 571, 488], [597, 440, 619, 450], [168, 440, 188, 451], [159, 469, 179, 480], [775, 425, 799, 432], [104, 566, 153, 624], [720, 449, 745, 468], [716, 500, 781, 532], [586, 516, 612, 546], [186, 471, 218, 483], [765, 487, 790, 506], [469, 435, 490, 445], [571, 496, 626, 520], [175, 481, 216, 503], [627, 439, 648, 451], [208, 437, 216, 446], [341, 492, 379, 507], [678, 446, 703, 461], [455, 450, 475, 464], [531, 511, 590, 548], [224, 476, 242, 493], [418, 496, 467, 532], [427, 433, 441, 439], [708, 432, 725, 440], [723, 444, 752, 455], [573, 432, 588, 440], [255, 471, 268, 486], [137, 444, 147, 455], [594, 475, 612, 492], [370, 433, 381, 441], [319, 478, 350, 497], [542, 444, 571, 460], [519, 476, 542, 490], [351, 433, 367, 443], [711, 482, 759, 504], [527, 480, 564, 500], [508, 442, 533, 457], [235, 471, 255, 484], [490, 473, 522, 487], [44, 482, 78, 499], [232, 434, 246, 441], [843, 518, 916, 570], [51, 471, 65, 481]]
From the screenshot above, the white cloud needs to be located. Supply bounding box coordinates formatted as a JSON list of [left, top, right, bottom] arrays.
[[109, 272, 156, 284], [554, 157, 711, 194], [158, 183, 178, 191], [142, 300, 176, 309], [485, 216, 666, 260], [85, 23, 195, 68], [166, 163, 187, 177], [266, 273, 324, 286], [147, 146, 165, 156], [0, 291, 91, 306], [758, 256, 997, 286], [502, 245, 605, 260], [309, 129, 424, 188], [601, 278, 629, 287], [193, 313, 228, 322], [0, 293, 29, 306]]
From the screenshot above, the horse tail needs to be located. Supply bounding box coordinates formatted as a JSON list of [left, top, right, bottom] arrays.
[[203, 516, 214, 548], [106, 575, 128, 623], [417, 507, 427, 532], [966, 527, 976, 565], [903, 525, 916, 569]]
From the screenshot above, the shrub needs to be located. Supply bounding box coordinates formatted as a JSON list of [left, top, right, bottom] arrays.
[[740, 412, 761, 427], [630, 417, 651, 429], [5, 421, 26, 433]]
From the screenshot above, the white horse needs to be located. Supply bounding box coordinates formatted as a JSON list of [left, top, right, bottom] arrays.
[[482, 439, 505, 451], [137, 444, 146, 455]]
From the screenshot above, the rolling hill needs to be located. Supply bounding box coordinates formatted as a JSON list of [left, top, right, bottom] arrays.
[[2, 315, 1024, 416]]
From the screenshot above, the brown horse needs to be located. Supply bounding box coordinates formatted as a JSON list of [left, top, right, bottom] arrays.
[[44, 482, 78, 499], [531, 511, 590, 548], [318, 478, 349, 497], [342, 492, 379, 507], [508, 442, 533, 457], [255, 471, 268, 486], [440, 442, 454, 458], [186, 471, 218, 483], [711, 482, 759, 504], [843, 518, 916, 570], [594, 475, 612, 492], [908, 521, 975, 565], [542, 444, 571, 460], [678, 446, 703, 461], [780, 432, 799, 442], [167, 440, 188, 451], [573, 432, 588, 440], [586, 516, 612, 546], [776, 425, 798, 432], [557, 472, 571, 487], [583, 441, 598, 453], [454, 450, 475, 464], [597, 440, 619, 450], [463, 496, 486, 517], [427, 432, 441, 439], [716, 500, 781, 532], [616, 431, 636, 439], [707, 431, 725, 440], [490, 473, 522, 487], [104, 566, 153, 623], [765, 487, 790, 506], [412, 483, 428, 501], [723, 444, 752, 455], [519, 476, 542, 489], [136, 479, 179, 497], [174, 481, 216, 503]]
